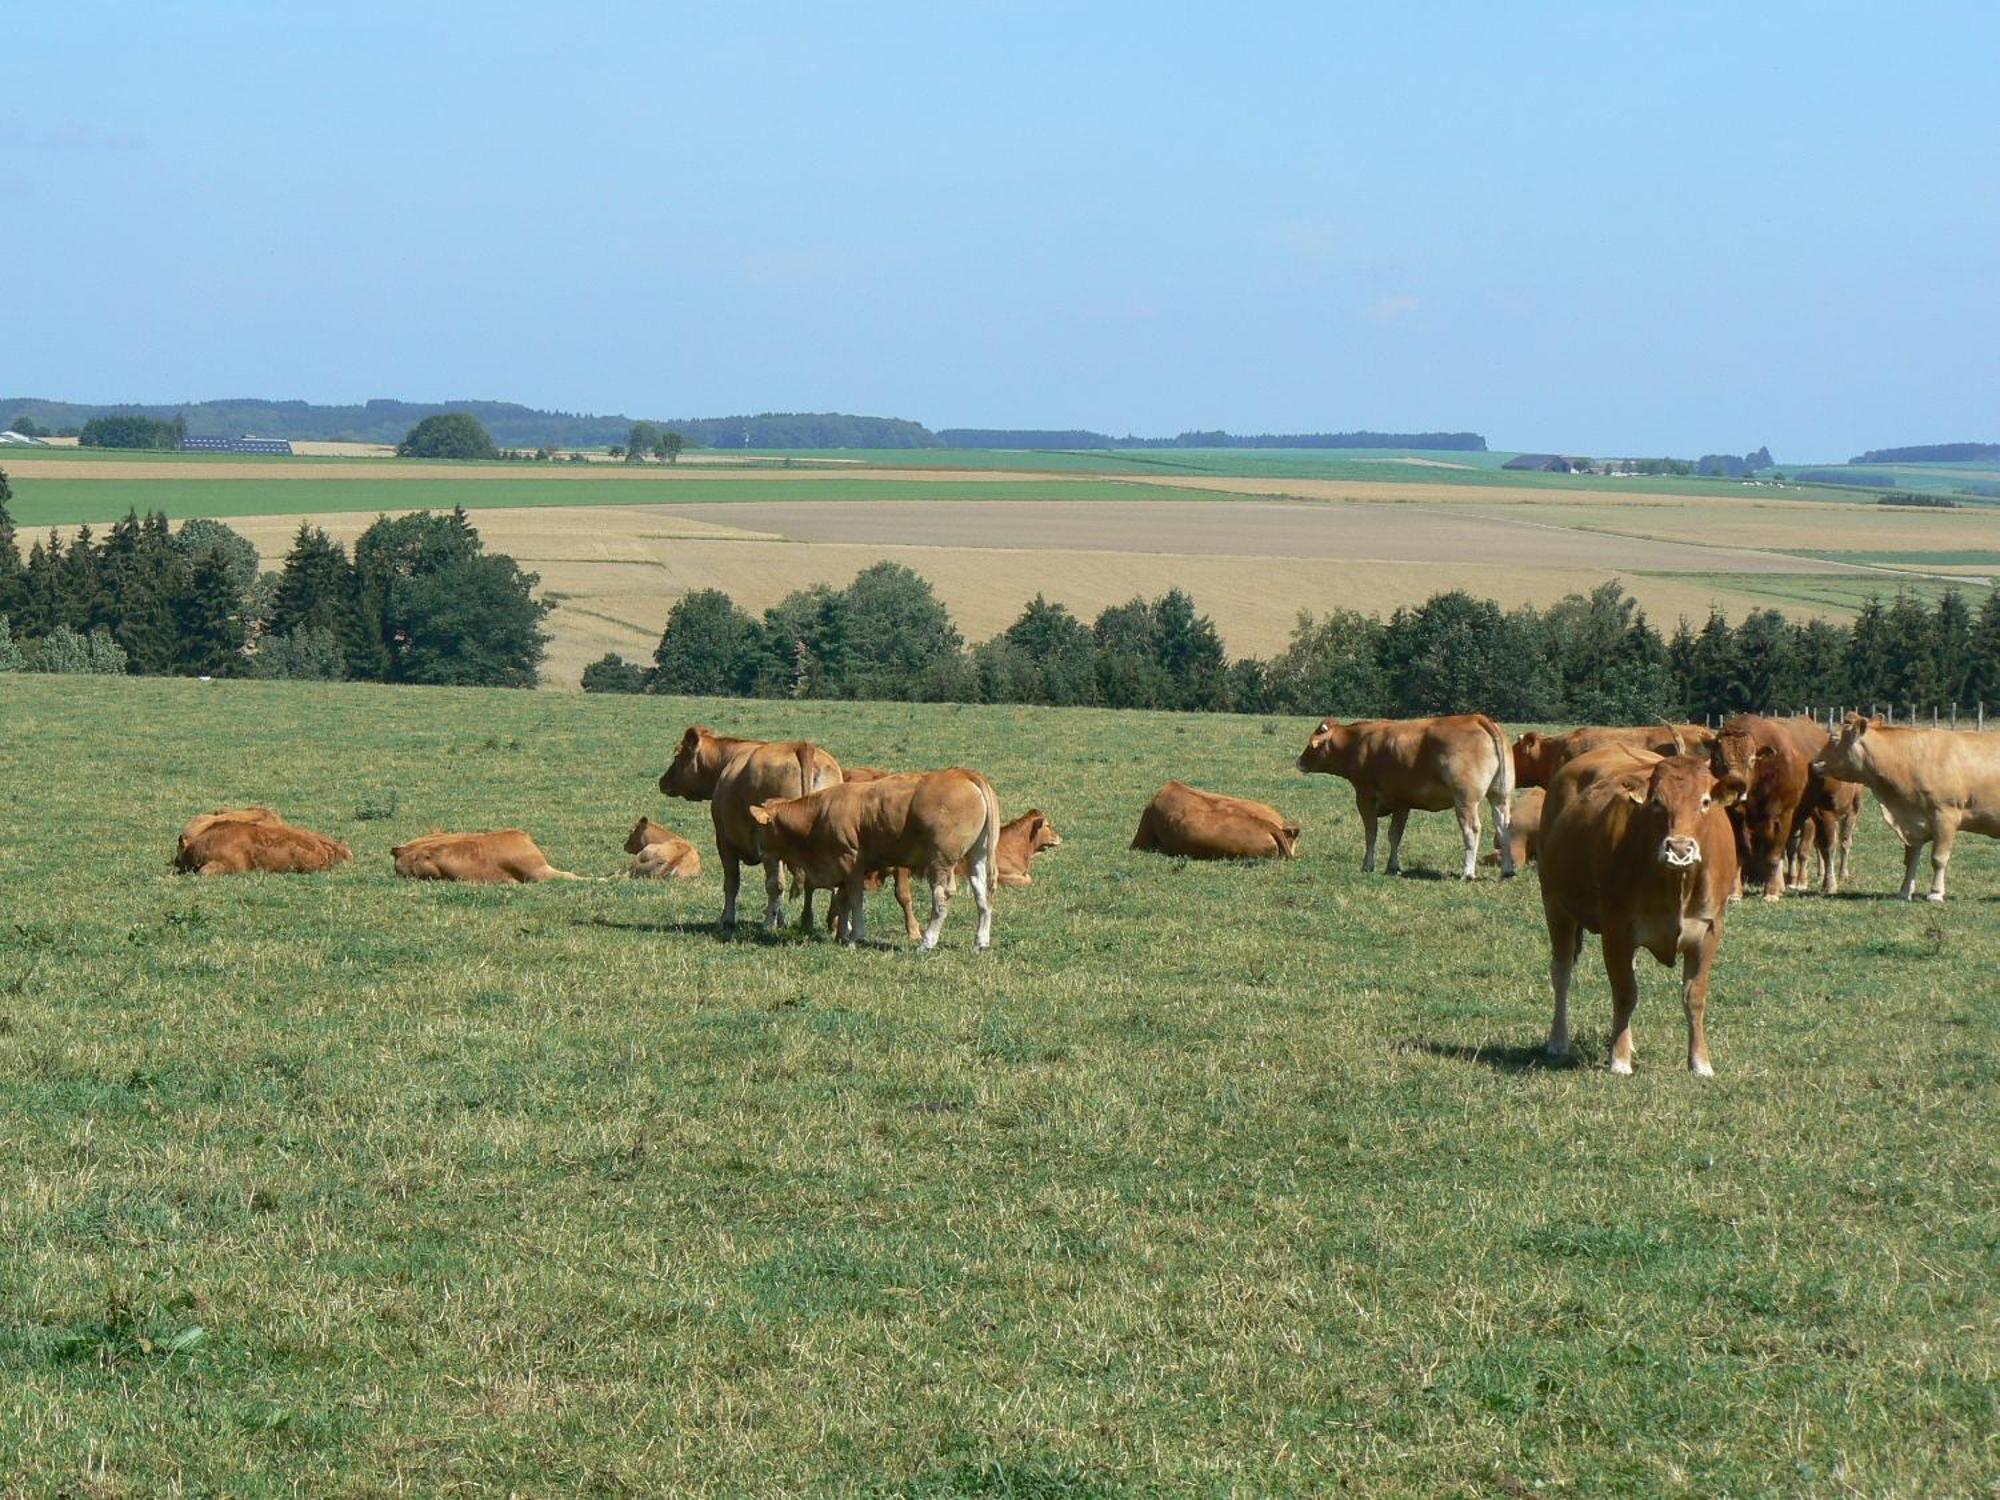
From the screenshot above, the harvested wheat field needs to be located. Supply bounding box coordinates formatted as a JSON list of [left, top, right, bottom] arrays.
[[193, 497, 1947, 688]]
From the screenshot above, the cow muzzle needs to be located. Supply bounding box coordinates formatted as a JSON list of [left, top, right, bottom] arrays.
[[1660, 836, 1702, 868]]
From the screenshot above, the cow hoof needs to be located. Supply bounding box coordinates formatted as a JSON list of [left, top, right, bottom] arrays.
[[1545, 1037, 1570, 1058], [1609, 1057, 1633, 1076], [1691, 1059, 1715, 1078], [1926, 892, 1946, 904]]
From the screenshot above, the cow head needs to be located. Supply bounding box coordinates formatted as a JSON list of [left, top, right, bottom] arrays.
[[1274, 821, 1303, 859], [1811, 714, 1877, 784], [1296, 719, 1356, 774], [745, 796, 815, 866], [1512, 731, 1559, 788], [1019, 810, 1062, 856], [1624, 754, 1745, 869], [659, 725, 720, 800], [624, 816, 667, 855]]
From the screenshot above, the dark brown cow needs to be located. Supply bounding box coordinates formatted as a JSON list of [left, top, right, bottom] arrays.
[[1709, 715, 1811, 901], [1131, 782, 1299, 860], [1512, 723, 1717, 789], [1538, 745, 1746, 1075], [748, 769, 1000, 950], [175, 818, 351, 876], [391, 830, 581, 883], [659, 725, 843, 932], [624, 817, 702, 879], [1297, 714, 1514, 878], [1813, 714, 2000, 902]]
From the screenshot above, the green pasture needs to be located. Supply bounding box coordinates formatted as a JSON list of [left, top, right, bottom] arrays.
[[0, 676, 1992, 1495], [2, 476, 1241, 529], [1640, 569, 1993, 616]]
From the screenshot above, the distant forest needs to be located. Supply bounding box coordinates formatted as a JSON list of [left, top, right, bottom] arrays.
[[936, 429, 1488, 451], [1850, 443, 2000, 465]]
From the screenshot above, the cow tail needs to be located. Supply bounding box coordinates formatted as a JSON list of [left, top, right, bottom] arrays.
[[1484, 715, 1515, 808], [975, 776, 1002, 891]]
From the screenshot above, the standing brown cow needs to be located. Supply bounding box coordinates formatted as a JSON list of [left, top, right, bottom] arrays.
[[748, 768, 1000, 950], [1297, 714, 1514, 878], [1771, 717, 1862, 895], [1512, 723, 1716, 789], [1813, 714, 2000, 902], [660, 725, 843, 932], [1708, 715, 1811, 900], [1539, 745, 1746, 1075]]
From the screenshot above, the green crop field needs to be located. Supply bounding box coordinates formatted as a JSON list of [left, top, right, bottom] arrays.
[[0, 476, 1243, 529], [1, 675, 1993, 1495], [1639, 569, 1991, 614]]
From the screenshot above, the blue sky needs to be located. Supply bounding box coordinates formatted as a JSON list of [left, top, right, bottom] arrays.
[[5, 2, 1995, 458]]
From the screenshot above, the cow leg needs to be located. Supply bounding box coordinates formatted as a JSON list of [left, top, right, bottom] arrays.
[[1785, 820, 1807, 891], [761, 857, 786, 934], [894, 868, 921, 942], [1384, 808, 1411, 876], [967, 848, 995, 952], [1682, 933, 1718, 1077], [1488, 784, 1516, 878], [1899, 838, 1926, 901], [718, 846, 741, 929], [839, 875, 866, 946], [1455, 798, 1482, 881], [1356, 791, 1380, 873], [1927, 816, 1958, 903], [1602, 937, 1641, 1075], [919, 869, 953, 952], [1545, 914, 1583, 1058], [1837, 817, 1855, 888], [798, 882, 818, 934]]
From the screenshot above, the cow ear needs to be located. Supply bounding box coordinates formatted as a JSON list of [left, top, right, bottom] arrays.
[[678, 726, 701, 752], [1714, 773, 1748, 807], [748, 803, 774, 826], [1754, 744, 1775, 763], [1625, 785, 1647, 805]]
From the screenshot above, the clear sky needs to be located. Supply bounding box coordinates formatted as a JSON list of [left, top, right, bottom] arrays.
[[6, 2, 1995, 459]]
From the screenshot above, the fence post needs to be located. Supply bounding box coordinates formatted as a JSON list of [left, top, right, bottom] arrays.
[[1951, 704, 1957, 730]]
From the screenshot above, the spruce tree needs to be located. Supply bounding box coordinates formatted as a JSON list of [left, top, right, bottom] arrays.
[[18, 531, 64, 639], [0, 469, 23, 617], [1965, 591, 2000, 713], [114, 513, 183, 675], [55, 524, 107, 631], [1932, 589, 1973, 708], [1879, 592, 1939, 711], [1843, 596, 1892, 711], [171, 549, 247, 675]]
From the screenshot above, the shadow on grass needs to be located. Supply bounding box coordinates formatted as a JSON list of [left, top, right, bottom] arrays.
[[575, 915, 824, 944], [1397, 1037, 1582, 1073]]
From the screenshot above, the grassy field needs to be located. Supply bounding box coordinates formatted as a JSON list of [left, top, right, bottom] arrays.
[[1, 676, 1993, 1496]]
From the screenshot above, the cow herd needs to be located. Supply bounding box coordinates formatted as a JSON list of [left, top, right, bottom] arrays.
[[171, 708, 2000, 1075]]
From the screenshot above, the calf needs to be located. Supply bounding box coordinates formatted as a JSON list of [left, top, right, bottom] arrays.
[[391, 830, 581, 883], [1539, 746, 1746, 1075], [1297, 714, 1513, 878], [176, 818, 351, 876], [1812, 715, 2000, 902], [1789, 780, 1863, 895], [660, 725, 844, 933], [1484, 786, 1546, 869], [624, 817, 702, 879], [868, 808, 1063, 941], [1131, 781, 1299, 860], [749, 768, 1000, 950]]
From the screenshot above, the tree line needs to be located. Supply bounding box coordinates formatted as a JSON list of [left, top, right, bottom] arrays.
[[586, 565, 2000, 722], [0, 472, 550, 686]]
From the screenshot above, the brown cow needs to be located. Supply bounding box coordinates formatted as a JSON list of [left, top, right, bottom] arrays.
[[391, 830, 581, 883], [1131, 781, 1299, 860], [176, 818, 351, 876], [659, 725, 843, 933], [1512, 724, 1716, 790], [1709, 715, 1810, 900], [1484, 787, 1546, 869], [176, 805, 285, 856], [624, 817, 702, 879], [749, 768, 1000, 949], [1812, 715, 2000, 902], [862, 808, 1063, 941], [1297, 714, 1514, 878], [1789, 780, 1864, 895], [1539, 745, 1746, 1075]]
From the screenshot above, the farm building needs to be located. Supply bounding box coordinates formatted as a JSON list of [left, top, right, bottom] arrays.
[[1501, 453, 1573, 472], [181, 435, 294, 455], [0, 429, 51, 446]]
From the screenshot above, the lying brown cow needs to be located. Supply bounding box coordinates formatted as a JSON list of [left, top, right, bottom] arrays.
[[660, 725, 843, 932], [1709, 715, 1810, 900], [176, 817, 351, 876], [624, 817, 702, 879], [1297, 714, 1514, 878], [1813, 715, 2000, 902], [1539, 745, 1746, 1075], [391, 830, 581, 883], [749, 768, 1000, 949], [1131, 781, 1299, 860], [176, 805, 285, 857], [1484, 787, 1546, 869], [1512, 723, 1716, 789]]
